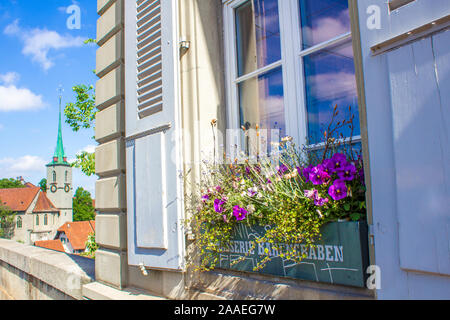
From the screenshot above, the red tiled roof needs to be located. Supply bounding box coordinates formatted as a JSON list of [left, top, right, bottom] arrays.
[[0, 186, 40, 212], [35, 240, 65, 253], [57, 220, 95, 251], [33, 192, 59, 213], [25, 182, 36, 188]]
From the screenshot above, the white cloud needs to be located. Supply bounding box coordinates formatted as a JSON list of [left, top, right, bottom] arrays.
[[4, 19, 85, 71], [0, 72, 20, 85], [81, 145, 96, 154], [0, 83, 45, 112], [0, 155, 46, 178]]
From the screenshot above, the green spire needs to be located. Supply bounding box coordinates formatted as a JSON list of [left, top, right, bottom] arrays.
[[48, 88, 69, 166]]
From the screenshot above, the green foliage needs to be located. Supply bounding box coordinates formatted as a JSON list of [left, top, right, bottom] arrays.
[[0, 201, 15, 239], [73, 187, 96, 222], [82, 232, 98, 259], [72, 152, 96, 177], [38, 178, 47, 193], [0, 178, 25, 189], [64, 84, 96, 132], [64, 84, 97, 177]]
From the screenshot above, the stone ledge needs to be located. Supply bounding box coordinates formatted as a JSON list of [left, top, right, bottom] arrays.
[[0, 239, 94, 300], [83, 281, 166, 300]]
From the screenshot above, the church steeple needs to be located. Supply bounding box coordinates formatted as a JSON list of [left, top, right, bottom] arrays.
[[48, 87, 69, 166]]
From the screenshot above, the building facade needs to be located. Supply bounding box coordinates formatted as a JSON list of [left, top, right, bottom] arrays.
[[88, 0, 450, 300]]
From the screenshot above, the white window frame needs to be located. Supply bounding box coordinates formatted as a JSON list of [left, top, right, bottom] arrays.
[[223, 0, 361, 152]]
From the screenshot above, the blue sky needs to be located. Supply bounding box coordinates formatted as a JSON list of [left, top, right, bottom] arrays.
[[0, 0, 98, 196]]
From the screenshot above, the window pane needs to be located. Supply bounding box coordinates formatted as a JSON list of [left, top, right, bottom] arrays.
[[299, 0, 350, 49], [303, 41, 360, 144], [238, 67, 285, 150], [236, 0, 282, 77]]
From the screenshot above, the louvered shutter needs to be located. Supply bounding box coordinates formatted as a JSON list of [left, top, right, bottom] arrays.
[[125, 0, 184, 270]]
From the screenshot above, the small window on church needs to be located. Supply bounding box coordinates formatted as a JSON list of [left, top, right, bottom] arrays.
[[36, 215, 39, 226], [44, 214, 48, 226], [65, 171, 68, 182], [53, 171, 56, 182]]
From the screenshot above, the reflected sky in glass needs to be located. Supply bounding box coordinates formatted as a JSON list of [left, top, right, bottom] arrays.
[[303, 41, 360, 144], [238, 67, 285, 147], [299, 0, 350, 49], [236, 0, 281, 77]]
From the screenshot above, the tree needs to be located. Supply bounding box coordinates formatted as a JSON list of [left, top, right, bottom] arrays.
[[0, 202, 15, 239], [38, 178, 47, 193], [72, 187, 95, 221], [64, 84, 97, 177], [0, 178, 25, 189]]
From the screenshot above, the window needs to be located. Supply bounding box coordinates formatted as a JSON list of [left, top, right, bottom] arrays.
[[44, 214, 48, 226], [36, 215, 39, 226], [224, 0, 361, 154], [17, 216, 22, 229], [52, 171, 56, 183], [65, 171, 68, 182]]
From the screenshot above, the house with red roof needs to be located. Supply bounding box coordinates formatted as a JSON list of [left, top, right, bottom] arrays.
[[0, 183, 61, 244], [55, 220, 95, 254]]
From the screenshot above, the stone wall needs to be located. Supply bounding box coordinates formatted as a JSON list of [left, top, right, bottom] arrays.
[[0, 239, 94, 300]]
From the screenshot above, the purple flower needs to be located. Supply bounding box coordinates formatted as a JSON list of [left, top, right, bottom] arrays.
[[304, 189, 318, 200], [215, 186, 222, 193], [314, 196, 329, 207], [245, 167, 251, 175], [302, 165, 314, 182], [247, 187, 258, 197], [328, 180, 348, 201], [322, 159, 335, 175], [214, 199, 226, 213], [233, 206, 248, 221], [337, 163, 357, 181], [201, 194, 210, 203], [359, 168, 365, 185], [309, 164, 330, 185], [277, 164, 289, 176], [331, 153, 348, 171]]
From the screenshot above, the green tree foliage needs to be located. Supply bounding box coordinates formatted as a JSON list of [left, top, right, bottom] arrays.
[[0, 178, 25, 189], [0, 201, 15, 239], [82, 232, 99, 259], [64, 84, 97, 177], [38, 178, 47, 193], [73, 187, 96, 222]]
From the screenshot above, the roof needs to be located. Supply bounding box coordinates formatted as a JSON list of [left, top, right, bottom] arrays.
[[35, 240, 65, 253], [47, 96, 69, 166], [33, 192, 59, 213], [0, 186, 40, 212], [57, 220, 95, 250]]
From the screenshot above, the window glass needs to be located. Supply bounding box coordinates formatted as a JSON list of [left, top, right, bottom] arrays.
[[236, 0, 281, 77], [299, 0, 350, 49], [36, 215, 39, 226], [238, 67, 285, 149], [303, 41, 360, 144]]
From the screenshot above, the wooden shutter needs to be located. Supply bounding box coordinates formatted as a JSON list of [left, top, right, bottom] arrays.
[[125, 0, 184, 270]]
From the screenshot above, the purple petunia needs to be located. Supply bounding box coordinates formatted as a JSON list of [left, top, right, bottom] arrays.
[[201, 194, 210, 203], [328, 180, 348, 201], [302, 165, 315, 182], [247, 187, 258, 197], [337, 163, 357, 181], [314, 196, 329, 207], [233, 206, 248, 221], [322, 159, 335, 175], [214, 199, 226, 213], [309, 164, 330, 185], [277, 164, 289, 176], [331, 153, 348, 171]]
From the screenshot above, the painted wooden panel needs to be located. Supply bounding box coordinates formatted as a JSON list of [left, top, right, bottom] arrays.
[[135, 132, 167, 249], [125, 0, 184, 270], [387, 29, 450, 275]]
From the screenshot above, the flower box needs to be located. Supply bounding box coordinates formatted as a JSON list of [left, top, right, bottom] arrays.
[[214, 221, 370, 288]]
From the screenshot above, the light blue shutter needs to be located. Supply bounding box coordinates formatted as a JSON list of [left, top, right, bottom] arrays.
[[125, 0, 184, 270], [358, 0, 450, 276]]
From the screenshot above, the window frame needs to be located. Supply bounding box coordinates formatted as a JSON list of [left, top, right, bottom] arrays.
[[223, 0, 361, 152]]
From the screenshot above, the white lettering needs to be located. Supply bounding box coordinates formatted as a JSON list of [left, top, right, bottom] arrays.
[[366, 5, 381, 30], [325, 245, 334, 261], [334, 246, 344, 262]]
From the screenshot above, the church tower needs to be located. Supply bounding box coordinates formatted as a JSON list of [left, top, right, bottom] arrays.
[[46, 89, 73, 226]]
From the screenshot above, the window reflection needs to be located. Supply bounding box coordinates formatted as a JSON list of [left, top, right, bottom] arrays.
[[236, 0, 282, 77], [238, 67, 285, 151], [299, 0, 350, 49], [303, 41, 360, 144]]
